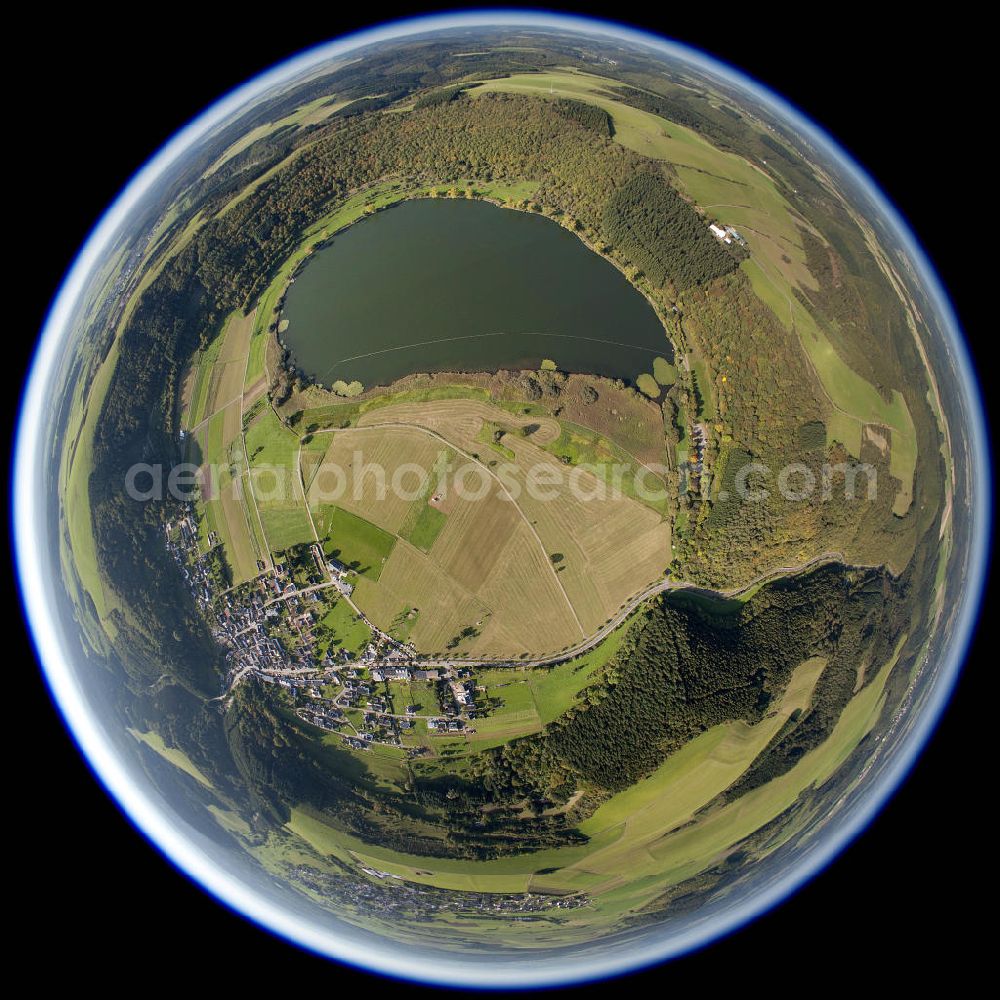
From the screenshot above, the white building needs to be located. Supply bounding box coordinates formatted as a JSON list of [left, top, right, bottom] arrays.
[[709, 223, 732, 244]]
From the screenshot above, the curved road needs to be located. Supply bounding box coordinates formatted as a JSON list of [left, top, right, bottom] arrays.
[[226, 549, 860, 697], [233, 376, 869, 692], [389, 549, 854, 671]]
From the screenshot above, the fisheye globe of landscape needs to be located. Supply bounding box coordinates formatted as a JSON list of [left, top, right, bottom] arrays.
[[15, 11, 990, 989]]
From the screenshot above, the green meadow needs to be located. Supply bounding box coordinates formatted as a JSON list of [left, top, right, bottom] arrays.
[[129, 728, 213, 788], [317, 506, 396, 580]]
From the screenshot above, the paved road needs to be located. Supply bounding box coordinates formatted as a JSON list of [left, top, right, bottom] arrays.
[[362, 549, 850, 672], [263, 579, 340, 608], [226, 550, 855, 693]]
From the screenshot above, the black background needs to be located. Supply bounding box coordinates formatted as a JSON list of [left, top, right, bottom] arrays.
[[9, 5, 991, 992]]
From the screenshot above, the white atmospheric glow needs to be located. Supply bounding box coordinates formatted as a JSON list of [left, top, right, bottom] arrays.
[[13, 10, 991, 989]]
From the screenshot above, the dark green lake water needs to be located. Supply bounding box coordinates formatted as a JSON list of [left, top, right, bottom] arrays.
[[280, 198, 672, 389]]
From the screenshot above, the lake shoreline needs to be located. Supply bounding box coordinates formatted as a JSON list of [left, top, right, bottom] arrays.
[[273, 189, 677, 397]]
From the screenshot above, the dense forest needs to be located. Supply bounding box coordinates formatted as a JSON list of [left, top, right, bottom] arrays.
[[413, 84, 469, 109], [603, 172, 739, 289], [475, 563, 907, 801], [553, 97, 615, 136]]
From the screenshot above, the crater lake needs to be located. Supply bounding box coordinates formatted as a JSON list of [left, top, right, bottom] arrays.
[[280, 197, 673, 390]]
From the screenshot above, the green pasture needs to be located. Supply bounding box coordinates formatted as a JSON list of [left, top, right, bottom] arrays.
[[129, 728, 213, 788], [317, 506, 396, 579], [318, 598, 371, 656], [259, 507, 313, 552], [400, 502, 448, 552]]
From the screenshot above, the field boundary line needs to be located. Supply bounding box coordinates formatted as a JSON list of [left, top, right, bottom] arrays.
[[313, 421, 588, 639]]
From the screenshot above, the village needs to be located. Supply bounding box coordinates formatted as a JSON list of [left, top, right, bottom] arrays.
[[164, 507, 491, 757], [291, 863, 591, 925]]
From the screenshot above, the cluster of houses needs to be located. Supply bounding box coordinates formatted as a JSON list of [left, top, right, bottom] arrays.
[[165, 509, 361, 693], [302, 660, 480, 749], [164, 515, 217, 608], [427, 717, 466, 733], [690, 423, 708, 477], [215, 571, 340, 683], [297, 700, 345, 732], [164, 505, 501, 756], [291, 864, 592, 919]]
